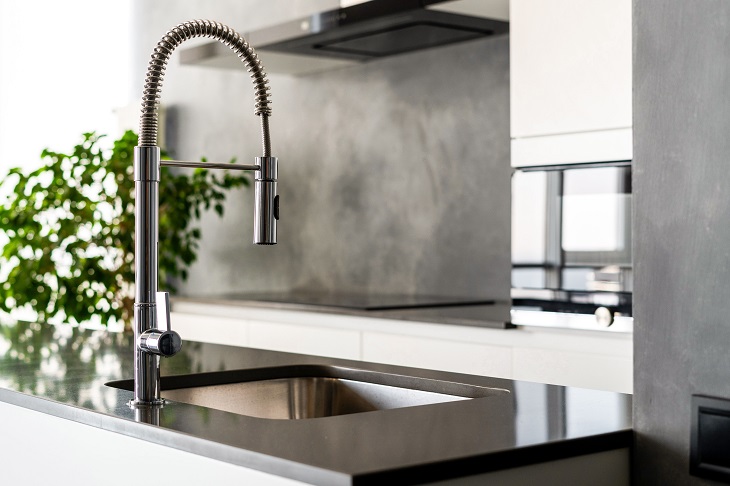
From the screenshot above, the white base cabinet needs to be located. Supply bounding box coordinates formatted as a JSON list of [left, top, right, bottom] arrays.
[[171, 302, 633, 394], [0, 400, 305, 486]]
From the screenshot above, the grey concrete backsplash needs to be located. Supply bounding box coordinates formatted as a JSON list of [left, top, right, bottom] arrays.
[[134, 1, 510, 302]]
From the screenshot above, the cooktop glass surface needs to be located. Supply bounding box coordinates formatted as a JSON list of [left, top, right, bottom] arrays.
[[219, 291, 494, 311]]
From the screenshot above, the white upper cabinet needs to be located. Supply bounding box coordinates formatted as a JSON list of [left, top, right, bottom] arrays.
[[510, 0, 632, 167]]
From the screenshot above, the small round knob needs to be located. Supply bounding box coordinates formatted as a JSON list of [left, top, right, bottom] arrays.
[[595, 307, 615, 327]]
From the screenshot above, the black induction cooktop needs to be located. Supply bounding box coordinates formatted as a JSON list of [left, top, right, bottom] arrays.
[[219, 291, 494, 312]]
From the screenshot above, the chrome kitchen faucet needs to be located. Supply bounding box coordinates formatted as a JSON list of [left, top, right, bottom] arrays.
[[131, 20, 278, 406]]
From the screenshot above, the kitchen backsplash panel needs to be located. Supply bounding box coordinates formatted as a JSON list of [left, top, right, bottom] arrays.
[[133, 0, 510, 304]]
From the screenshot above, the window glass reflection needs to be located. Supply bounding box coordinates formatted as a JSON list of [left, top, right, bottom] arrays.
[[562, 167, 631, 255], [511, 164, 632, 315], [512, 268, 546, 289], [511, 171, 547, 264]]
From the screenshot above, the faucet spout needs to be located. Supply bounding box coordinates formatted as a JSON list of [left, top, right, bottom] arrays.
[[131, 20, 277, 406]]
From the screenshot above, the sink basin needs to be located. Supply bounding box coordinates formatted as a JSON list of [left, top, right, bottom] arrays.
[[107, 365, 508, 420], [163, 376, 465, 419]]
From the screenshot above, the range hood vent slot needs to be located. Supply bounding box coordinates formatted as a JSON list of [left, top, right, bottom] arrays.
[[313, 22, 494, 58], [180, 0, 509, 75]]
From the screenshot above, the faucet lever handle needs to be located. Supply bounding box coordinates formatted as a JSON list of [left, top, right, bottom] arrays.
[[156, 291, 171, 331], [139, 292, 181, 358]]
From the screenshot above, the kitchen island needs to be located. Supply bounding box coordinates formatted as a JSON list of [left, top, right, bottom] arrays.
[[0, 320, 631, 485]]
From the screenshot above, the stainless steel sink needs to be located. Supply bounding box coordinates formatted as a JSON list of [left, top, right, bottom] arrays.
[[162, 377, 464, 419], [107, 365, 509, 420]]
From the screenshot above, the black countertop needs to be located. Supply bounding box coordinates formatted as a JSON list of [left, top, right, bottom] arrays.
[[0, 320, 631, 485]]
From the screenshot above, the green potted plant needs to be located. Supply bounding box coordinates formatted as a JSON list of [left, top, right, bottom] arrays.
[[0, 130, 248, 330]]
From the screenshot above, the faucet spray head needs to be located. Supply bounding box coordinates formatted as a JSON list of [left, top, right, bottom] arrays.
[[254, 156, 278, 245]]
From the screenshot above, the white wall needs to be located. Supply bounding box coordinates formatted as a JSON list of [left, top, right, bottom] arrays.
[[0, 1, 134, 175]]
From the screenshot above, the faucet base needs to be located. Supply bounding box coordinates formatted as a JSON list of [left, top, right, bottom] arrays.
[[127, 398, 166, 409]]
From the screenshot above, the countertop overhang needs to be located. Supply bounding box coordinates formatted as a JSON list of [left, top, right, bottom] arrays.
[[0, 320, 631, 485]]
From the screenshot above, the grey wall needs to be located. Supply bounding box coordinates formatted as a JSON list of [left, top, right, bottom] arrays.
[[132, 1, 511, 305], [633, 0, 730, 483]]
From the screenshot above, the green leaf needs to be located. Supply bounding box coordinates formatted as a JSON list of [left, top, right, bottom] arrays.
[[0, 130, 248, 330]]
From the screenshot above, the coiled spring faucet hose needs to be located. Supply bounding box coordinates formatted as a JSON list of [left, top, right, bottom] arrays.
[[138, 19, 273, 156]]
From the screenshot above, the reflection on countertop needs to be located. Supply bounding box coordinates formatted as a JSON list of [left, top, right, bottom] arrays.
[[0, 320, 631, 485]]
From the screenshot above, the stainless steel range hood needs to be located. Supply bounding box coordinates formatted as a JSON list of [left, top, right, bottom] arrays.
[[180, 0, 509, 75]]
